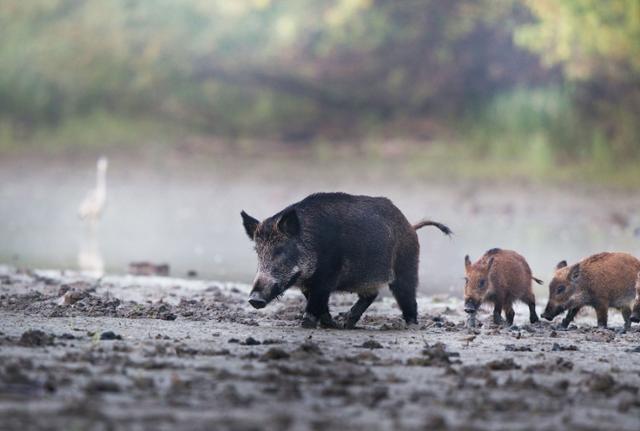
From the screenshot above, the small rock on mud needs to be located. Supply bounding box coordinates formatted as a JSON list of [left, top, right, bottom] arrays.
[[19, 330, 53, 347], [261, 348, 290, 361], [99, 331, 122, 340], [358, 340, 383, 349]]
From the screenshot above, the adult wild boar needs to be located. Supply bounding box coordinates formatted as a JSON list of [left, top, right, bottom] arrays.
[[542, 252, 640, 329], [241, 192, 452, 329], [463, 248, 541, 326]]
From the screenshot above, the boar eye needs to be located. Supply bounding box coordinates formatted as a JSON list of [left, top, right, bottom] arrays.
[[556, 285, 566, 294], [478, 279, 486, 289]]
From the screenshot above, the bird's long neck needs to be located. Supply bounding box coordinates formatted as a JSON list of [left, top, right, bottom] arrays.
[[96, 167, 107, 195]]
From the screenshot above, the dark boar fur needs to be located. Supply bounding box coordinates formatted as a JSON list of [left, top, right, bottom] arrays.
[[630, 271, 640, 323], [542, 252, 640, 329], [241, 192, 452, 329], [463, 248, 541, 325]]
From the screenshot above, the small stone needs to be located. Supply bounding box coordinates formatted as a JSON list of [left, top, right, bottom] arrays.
[[261, 348, 290, 361], [19, 330, 53, 347], [358, 340, 383, 349], [242, 337, 261, 346], [100, 331, 122, 341], [486, 358, 520, 370], [588, 373, 616, 393], [552, 343, 578, 351], [505, 344, 532, 352], [86, 380, 121, 393]]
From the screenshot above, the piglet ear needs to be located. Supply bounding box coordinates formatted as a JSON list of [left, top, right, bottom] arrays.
[[568, 264, 581, 281], [241, 210, 259, 240], [556, 260, 568, 270], [277, 208, 300, 237], [464, 255, 471, 270]]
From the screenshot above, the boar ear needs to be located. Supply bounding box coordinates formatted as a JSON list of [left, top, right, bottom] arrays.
[[568, 264, 581, 282], [487, 257, 495, 271], [277, 208, 300, 237], [464, 255, 471, 270], [241, 211, 259, 240], [556, 260, 567, 269]]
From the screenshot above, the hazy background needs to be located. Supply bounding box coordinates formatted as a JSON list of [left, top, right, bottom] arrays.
[[1, 0, 639, 295]]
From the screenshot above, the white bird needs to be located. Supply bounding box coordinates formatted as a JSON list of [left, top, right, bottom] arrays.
[[78, 156, 108, 222]]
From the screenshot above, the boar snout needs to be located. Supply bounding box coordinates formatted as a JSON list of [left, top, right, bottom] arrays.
[[248, 291, 267, 309], [541, 304, 563, 321], [464, 298, 478, 314]]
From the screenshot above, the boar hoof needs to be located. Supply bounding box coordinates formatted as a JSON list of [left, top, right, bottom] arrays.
[[319, 313, 339, 329], [343, 319, 358, 330], [405, 322, 420, 330], [301, 312, 318, 329]]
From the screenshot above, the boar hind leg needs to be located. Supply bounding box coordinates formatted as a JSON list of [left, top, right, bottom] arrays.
[[561, 307, 581, 328], [390, 268, 418, 325], [527, 301, 539, 324], [344, 294, 378, 329]]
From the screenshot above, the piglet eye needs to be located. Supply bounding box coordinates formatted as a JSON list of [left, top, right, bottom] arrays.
[[556, 285, 566, 294]]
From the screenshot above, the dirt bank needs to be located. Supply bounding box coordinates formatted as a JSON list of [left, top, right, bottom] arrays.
[[1, 266, 639, 430]]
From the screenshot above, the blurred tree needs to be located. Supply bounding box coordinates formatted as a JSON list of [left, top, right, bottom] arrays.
[[516, 0, 640, 159], [0, 0, 547, 135], [0, 0, 637, 164], [516, 0, 640, 80]]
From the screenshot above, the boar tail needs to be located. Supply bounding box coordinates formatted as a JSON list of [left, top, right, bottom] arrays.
[[413, 220, 453, 236], [532, 277, 544, 285]]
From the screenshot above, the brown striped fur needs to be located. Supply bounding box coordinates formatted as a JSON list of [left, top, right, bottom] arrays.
[[464, 248, 540, 325], [542, 252, 640, 329]]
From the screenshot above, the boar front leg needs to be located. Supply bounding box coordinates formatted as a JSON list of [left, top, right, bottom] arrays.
[[302, 285, 338, 329], [504, 302, 515, 326], [595, 305, 608, 328], [620, 306, 631, 331], [560, 306, 581, 328], [492, 303, 503, 325], [344, 294, 378, 329]]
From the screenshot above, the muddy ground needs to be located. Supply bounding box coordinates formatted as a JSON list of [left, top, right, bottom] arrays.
[[1, 266, 640, 431]]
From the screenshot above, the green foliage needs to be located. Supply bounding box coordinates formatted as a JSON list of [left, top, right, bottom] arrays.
[[515, 0, 640, 80], [515, 0, 640, 162], [0, 0, 638, 181]]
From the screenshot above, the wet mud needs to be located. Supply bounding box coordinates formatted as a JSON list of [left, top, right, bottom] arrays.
[[1, 266, 640, 430]]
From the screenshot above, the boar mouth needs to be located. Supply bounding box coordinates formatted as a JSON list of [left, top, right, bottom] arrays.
[[541, 305, 565, 321], [463, 299, 479, 314]]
